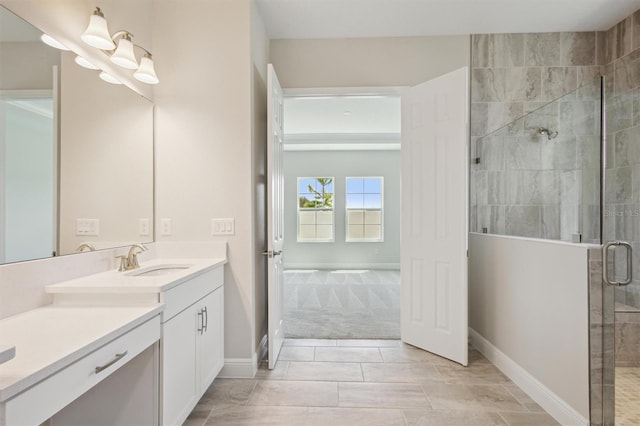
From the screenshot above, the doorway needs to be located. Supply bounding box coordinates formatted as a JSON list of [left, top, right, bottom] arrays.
[[281, 92, 402, 339]]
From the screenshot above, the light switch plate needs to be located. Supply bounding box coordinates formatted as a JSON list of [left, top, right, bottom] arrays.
[[76, 218, 99, 236], [211, 218, 234, 236]]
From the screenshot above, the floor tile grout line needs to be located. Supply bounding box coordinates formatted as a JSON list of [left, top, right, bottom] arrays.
[[501, 383, 533, 412]]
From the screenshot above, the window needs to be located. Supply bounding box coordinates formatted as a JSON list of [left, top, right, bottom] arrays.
[[297, 177, 334, 242], [346, 177, 383, 242]]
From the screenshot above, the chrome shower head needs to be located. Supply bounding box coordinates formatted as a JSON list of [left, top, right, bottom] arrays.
[[537, 127, 558, 140]]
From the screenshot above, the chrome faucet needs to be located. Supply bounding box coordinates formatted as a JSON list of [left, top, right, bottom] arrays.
[[116, 243, 149, 271]]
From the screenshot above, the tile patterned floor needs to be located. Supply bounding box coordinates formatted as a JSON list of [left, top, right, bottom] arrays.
[[184, 339, 560, 426], [616, 367, 640, 425], [284, 270, 400, 339]]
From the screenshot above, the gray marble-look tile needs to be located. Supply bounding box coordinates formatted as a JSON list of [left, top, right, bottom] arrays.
[[614, 126, 640, 167], [434, 363, 510, 385], [597, 30, 607, 66], [560, 203, 579, 241], [474, 170, 488, 205], [284, 338, 337, 347], [380, 346, 456, 364], [634, 87, 640, 126], [471, 102, 489, 137], [541, 67, 577, 101], [523, 100, 558, 136], [504, 170, 525, 204], [487, 171, 506, 204], [541, 205, 561, 240], [525, 33, 561, 66], [339, 382, 430, 408], [558, 100, 599, 137], [204, 406, 308, 426], [248, 380, 338, 407], [634, 10, 640, 52], [576, 66, 603, 100], [472, 34, 525, 68], [608, 93, 634, 134], [560, 32, 597, 66], [503, 384, 545, 412], [486, 102, 525, 135], [403, 409, 507, 426], [497, 411, 560, 425], [307, 407, 406, 426], [613, 50, 640, 95], [541, 136, 577, 171], [362, 362, 441, 383], [314, 347, 383, 362], [279, 346, 315, 361], [479, 136, 505, 171], [199, 379, 257, 408], [286, 361, 363, 382], [505, 206, 541, 238], [420, 381, 528, 412], [472, 68, 542, 102], [336, 339, 402, 347], [605, 166, 632, 204], [255, 360, 289, 380], [504, 136, 541, 170], [477, 205, 505, 235]]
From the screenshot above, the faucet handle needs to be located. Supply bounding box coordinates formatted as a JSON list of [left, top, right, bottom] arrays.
[[116, 255, 129, 272]]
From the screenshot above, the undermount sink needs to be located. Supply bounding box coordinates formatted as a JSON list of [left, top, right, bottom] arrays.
[[125, 264, 193, 277]]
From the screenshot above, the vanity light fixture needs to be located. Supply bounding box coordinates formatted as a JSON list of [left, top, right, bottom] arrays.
[[99, 71, 122, 85], [81, 7, 159, 84], [40, 34, 70, 51], [74, 55, 100, 70]]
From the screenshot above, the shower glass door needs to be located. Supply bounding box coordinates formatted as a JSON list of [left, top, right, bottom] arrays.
[[602, 66, 640, 425]]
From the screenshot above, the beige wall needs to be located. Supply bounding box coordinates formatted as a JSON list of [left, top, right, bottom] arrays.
[[152, 0, 259, 362], [251, 1, 269, 355], [469, 233, 590, 424], [270, 36, 470, 88], [0, 42, 60, 90], [59, 52, 154, 255]]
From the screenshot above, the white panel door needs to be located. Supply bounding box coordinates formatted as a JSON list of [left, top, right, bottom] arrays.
[[267, 64, 285, 369], [401, 67, 469, 366]]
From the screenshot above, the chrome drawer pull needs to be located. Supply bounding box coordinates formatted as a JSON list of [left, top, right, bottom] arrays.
[[95, 351, 128, 374], [203, 306, 208, 333], [197, 309, 204, 334]]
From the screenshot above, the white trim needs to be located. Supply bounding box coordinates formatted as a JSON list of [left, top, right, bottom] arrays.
[[285, 132, 401, 141], [283, 86, 406, 97], [218, 356, 258, 378], [284, 143, 400, 151], [469, 328, 589, 426], [284, 262, 400, 270]]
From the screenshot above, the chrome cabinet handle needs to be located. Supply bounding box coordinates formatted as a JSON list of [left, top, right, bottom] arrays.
[[603, 241, 633, 286], [95, 351, 128, 374], [197, 309, 204, 334], [203, 306, 208, 333]]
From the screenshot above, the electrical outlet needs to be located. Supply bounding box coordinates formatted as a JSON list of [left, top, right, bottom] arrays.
[[160, 218, 172, 236], [139, 218, 150, 236], [76, 218, 99, 236], [211, 218, 234, 236]]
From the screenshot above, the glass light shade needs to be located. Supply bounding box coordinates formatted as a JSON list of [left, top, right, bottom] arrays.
[[40, 34, 70, 51], [81, 13, 115, 50], [110, 37, 138, 69], [99, 71, 122, 85], [74, 56, 99, 70], [134, 55, 159, 85]]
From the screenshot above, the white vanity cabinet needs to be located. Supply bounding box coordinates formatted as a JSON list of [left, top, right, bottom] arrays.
[[160, 266, 224, 426]]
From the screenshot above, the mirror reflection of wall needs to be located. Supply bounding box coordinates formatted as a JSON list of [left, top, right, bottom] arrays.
[[0, 5, 154, 264]]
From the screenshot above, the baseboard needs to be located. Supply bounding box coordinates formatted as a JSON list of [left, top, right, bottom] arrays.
[[469, 328, 589, 426], [218, 357, 258, 378], [284, 262, 400, 270]]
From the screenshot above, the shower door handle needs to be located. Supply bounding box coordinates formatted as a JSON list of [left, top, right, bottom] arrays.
[[602, 241, 633, 286]]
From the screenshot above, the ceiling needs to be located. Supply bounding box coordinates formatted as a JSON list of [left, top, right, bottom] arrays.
[[0, 7, 40, 42], [256, 0, 640, 39]]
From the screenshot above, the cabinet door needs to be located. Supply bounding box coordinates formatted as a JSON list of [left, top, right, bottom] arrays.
[[162, 305, 198, 426], [197, 287, 224, 394]]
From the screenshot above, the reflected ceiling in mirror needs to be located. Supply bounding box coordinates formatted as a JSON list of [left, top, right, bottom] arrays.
[[0, 5, 154, 264]]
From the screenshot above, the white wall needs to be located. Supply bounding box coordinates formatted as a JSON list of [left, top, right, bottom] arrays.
[[469, 233, 590, 425], [270, 36, 470, 88], [0, 42, 59, 90], [153, 0, 266, 368], [283, 149, 400, 269]]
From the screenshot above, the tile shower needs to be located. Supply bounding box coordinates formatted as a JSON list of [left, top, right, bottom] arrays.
[[471, 10, 640, 425]]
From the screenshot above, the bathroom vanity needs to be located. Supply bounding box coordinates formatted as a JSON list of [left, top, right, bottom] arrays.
[[46, 257, 226, 426]]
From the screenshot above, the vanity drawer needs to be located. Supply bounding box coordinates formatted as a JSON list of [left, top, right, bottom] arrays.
[[2, 315, 160, 426], [161, 267, 223, 321]]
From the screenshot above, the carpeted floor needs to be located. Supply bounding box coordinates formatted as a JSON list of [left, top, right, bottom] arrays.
[[283, 269, 400, 339]]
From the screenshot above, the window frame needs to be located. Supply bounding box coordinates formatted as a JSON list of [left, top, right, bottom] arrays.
[[344, 176, 384, 243], [296, 176, 335, 243]]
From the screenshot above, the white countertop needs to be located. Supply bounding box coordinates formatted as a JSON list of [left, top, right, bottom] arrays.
[[45, 258, 226, 295], [0, 345, 15, 366], [0, 304, 163, 402]]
